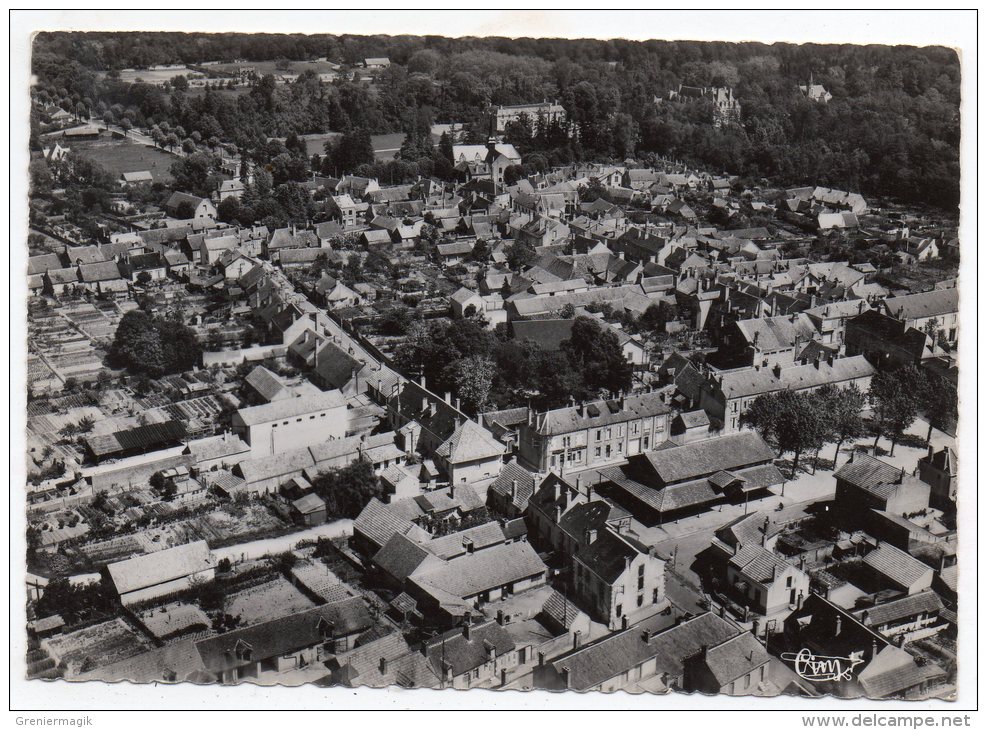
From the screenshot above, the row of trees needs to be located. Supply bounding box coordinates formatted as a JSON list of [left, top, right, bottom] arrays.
[[741, 365, 957, 473]]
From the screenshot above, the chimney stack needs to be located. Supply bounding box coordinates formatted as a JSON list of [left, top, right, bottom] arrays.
[[379, 657, 389, 675], [573, 630, 582, 650]]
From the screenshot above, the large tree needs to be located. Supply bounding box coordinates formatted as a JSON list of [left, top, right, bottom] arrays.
[[311, 461, 383, 519], [869, 368, 921, 456], [562, 316, 633, 397], [742, 390, 826, 474], [108, 310, 201, 377], [818, 383, 866, 466]]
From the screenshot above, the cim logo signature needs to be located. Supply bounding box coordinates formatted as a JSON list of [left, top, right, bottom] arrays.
[[781, 648, 865, 682]]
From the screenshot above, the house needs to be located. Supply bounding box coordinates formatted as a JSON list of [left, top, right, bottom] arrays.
[[424, 619, 521, 689], [363, 57, 391, 69], [326, 194, 367, 229], [449, 287, 486, 319], [182, 433, 251, 470], [105, 541, 215, 606], [217, 178, 246, 202], [533, 611, 743, 693], [844, 309, 934, 369], [165, 192, 217, 225], [120, 170, 153, 186], [517, 392, 672, 475], [76, 261, 124, 293], [781, 594, 947, 699], [486, 460, 540, 517], [328, 631, 439, 689], [335, 175, 380, 199], [571, 528, 669, 630], [406, 540, 548, 623], [721, 543, 810, 617], [119, 252, 168, 282], [494, 101, 566, 132], [881, 289, 958, 344], [194, 599, 372, 685], [834, 453, 930, 526], [433, 419, 507, 485], [917, 446, 957, 513], [862, 543, 935, 595], [231, 388, 348, 457], [682, 630, 772, 695], [701, 355, 876, 432], [851, 590, 944, 642], [453, 142, 521, 188], [720, 313, 820, 368]]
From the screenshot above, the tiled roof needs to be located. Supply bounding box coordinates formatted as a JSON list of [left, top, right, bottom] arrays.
[[107, 540, 214, 595], [234, 388, 345, 426], [716, 356, 875, 400], [195, 599, 372, 674], [863, 544, 932, 589], [488, 461, 540, 512], [549, 612, 738, 691], [883, 288, 958, 322], [534, 391, 671, 437], [701, 631, 771, 687], [575, 529, 649, 584], [412, 540, 546, 600], [641, 432, 775, 485], [425, 620, 515, 678], [853, 590, 943, 627], [728, 544, 793, 585], [435, 420, 506, 464]]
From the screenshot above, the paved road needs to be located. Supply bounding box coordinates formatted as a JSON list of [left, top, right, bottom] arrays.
[[212, 518, 353, 563]]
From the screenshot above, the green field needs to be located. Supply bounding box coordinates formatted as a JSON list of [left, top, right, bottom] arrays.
[[69, 133, 177, 184]]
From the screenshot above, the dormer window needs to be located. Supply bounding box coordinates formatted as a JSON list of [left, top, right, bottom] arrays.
[[234, 639, 253, 662]]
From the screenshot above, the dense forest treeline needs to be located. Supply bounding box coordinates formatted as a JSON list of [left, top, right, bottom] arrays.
[[32, 32, 960, 208]]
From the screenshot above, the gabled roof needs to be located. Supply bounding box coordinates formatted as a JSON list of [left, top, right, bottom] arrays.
[[234, 389, 345, 426], [548, 612, 739, 691], [699, 631, 771, 687], [575, 529, 654, 585], [863, 543, 932, 588], [640, 432, 775, 485], [435, 420, 506, 464], [882, 288, 959, 322], [852, 590, 943, 628], [107, 540, 214, 595], [425, 620, 515, 678], [194, 599, 372, 674], [412, 540, 546, 600]]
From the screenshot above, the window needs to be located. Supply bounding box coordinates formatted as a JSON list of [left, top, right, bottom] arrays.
[[652, 588, 659, 604], [637, 594, 644, 607], [595, 447, 601, 457], [617, 442, 623, 453], [638, 576, 645, 590], [615, 604, 623, 618], [643, 436, 649, 449]]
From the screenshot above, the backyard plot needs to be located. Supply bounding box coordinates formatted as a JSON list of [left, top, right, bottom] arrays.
[[135, 601, 211, 642], [43, 618, 153, 676], [224, 576, 316, 626]]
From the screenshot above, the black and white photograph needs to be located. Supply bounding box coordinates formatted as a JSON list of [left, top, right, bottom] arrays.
[[10, 8, 977, 719]]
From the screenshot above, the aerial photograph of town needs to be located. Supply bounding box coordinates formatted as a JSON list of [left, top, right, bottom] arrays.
[[19, 15, 965, 707]]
